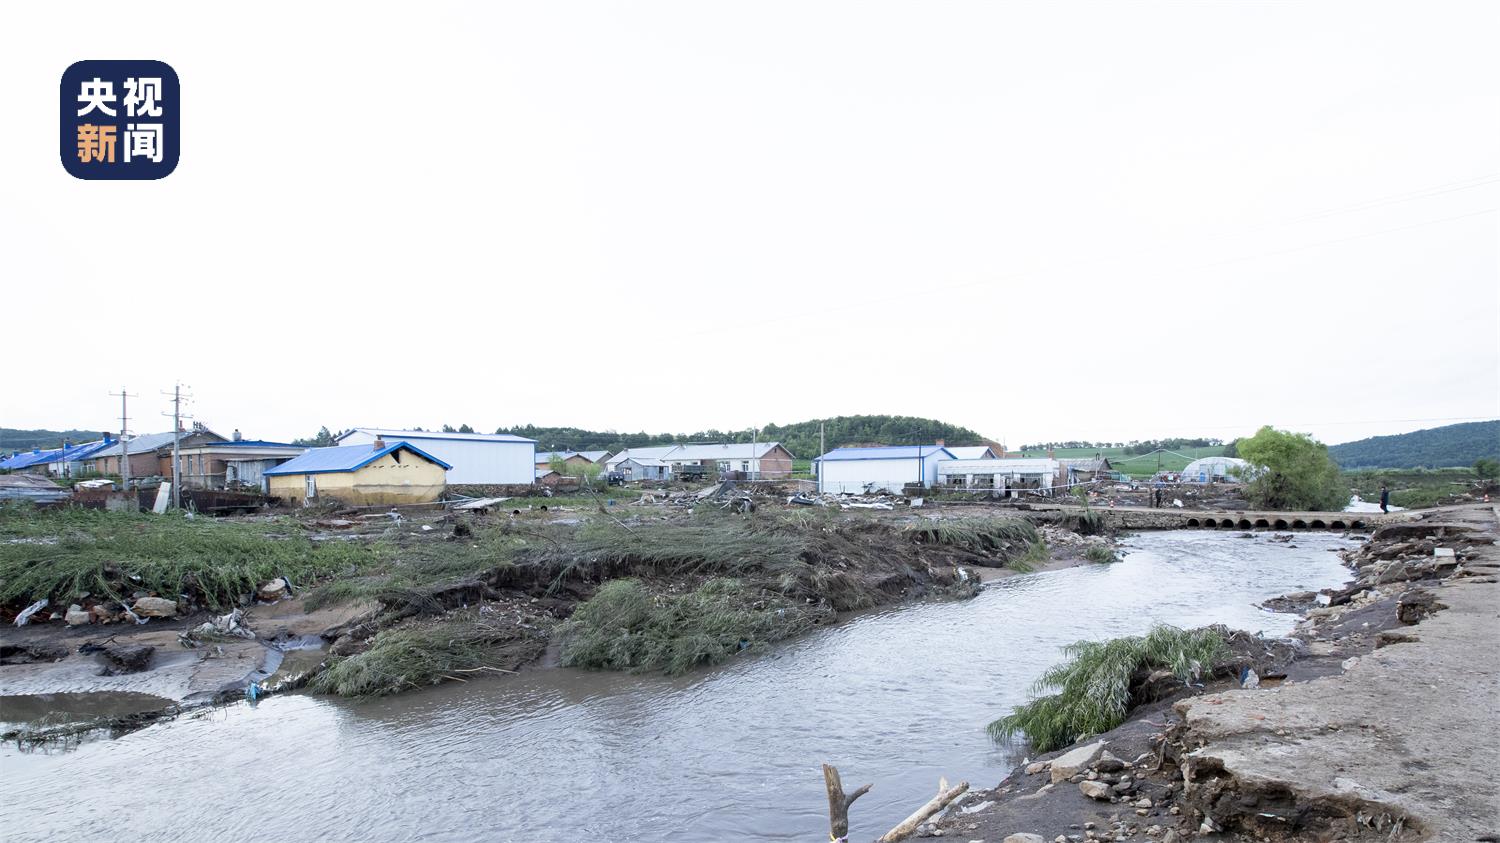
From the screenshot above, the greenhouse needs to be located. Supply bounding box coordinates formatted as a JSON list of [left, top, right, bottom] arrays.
[[1179, 456, 1250, 483]]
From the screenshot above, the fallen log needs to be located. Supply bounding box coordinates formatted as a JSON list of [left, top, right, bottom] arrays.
[[821, 763, 968, 843], [876, 778, 969, 842]]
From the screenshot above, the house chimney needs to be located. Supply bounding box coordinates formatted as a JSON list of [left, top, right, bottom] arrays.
[[233, 429, 242, 442], [373, 436, 387, 451], [935, 438, 945, 447], [1047, 447, 1054, 459]]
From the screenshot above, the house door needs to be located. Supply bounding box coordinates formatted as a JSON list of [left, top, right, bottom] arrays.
[[305, 475, 317, 499]]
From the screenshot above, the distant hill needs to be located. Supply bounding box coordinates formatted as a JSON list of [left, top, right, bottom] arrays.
[[0, 428, 110, 454], [496, 415, 990, 460], [1329, 420, 1500, 469]]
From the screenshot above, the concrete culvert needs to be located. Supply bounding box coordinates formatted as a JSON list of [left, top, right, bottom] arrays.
[[1237, 519, 1252, 529], [1187, 518, 1200, 527], [1311, 519, 1326, 529], [1255, 519, 1270, 528], [1292, 519, 1307, 529], [1274, 519, 1289, 529]]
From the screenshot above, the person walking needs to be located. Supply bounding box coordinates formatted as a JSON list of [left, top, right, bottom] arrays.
[[1379, 485, 1390, 513]]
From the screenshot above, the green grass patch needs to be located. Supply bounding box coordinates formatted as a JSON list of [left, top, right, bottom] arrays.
[[558, 577, 833, 675], [307, 618, 540, 697], [989, 625, 1227, 752], [1083, 544, 1118, 564], [0, 506, 379, 610], [1343, 467, 1477, 509], [520, 517, 810, 587]]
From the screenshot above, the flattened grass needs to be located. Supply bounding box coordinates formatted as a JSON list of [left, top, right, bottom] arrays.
[[905, 517, 1043, 571], [307, 618, 540, 697], [0, 507, 378, 610], [989, 625, 1227, 752]]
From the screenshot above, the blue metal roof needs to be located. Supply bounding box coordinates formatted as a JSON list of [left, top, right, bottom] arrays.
[[263, 441, 453, 476], [815, 445, 955, 462], [0, 448, 62, 469]]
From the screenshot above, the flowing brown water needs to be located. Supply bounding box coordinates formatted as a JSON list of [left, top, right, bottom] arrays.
[[0, 532, 1354, 841]]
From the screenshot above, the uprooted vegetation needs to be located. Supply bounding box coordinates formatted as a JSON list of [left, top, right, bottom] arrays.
[[0, 506, 380, 612], [558, 577, 835, 675], [989, 625, 1228, 752], [307, 615, 546, 697], [902, 516, 1045, 572]]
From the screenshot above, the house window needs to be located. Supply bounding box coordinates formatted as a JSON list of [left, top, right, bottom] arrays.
[[305, 475, 317, 498], [948, 475, 966, 487], [741, 461, 750, 472]]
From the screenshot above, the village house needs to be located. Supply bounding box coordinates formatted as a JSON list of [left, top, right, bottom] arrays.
[[936, 456, 1060, 496], [0, 436, 114, 476], [606, 444, 684, 477], [613, 456, 672, 481], [814, 444, 955, 494], [336, 428, 536, 486], [83, 431, 193, 479], [535, 450, 612, 471], [1058, 456, 1114, 486], [265, 438, 451, 505], [943, 445, 1000, 460], [167, 432, 307, 491]]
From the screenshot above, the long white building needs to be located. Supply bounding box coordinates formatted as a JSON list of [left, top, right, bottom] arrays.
[[336, 428, 536, 485], [814, 445, 954, 494]]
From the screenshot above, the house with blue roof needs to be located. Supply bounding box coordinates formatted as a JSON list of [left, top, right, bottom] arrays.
[[813, 443, 956, 494], [264, 438, 453, 505]]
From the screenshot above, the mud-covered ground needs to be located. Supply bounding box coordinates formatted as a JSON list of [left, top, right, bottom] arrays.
[[934, 504, 1499, 842]]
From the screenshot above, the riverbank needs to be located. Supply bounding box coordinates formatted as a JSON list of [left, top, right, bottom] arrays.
[[933, 504, 1499, 841], [1, 501, 1090, 742]]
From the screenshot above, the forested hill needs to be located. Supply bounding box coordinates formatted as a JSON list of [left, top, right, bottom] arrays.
[[1329, 420, 1500, 469], [497, 415, 990, 459], [1, 428, 110, 453]]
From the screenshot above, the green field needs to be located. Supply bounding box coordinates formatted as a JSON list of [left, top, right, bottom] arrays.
[[1006, 445, 1227, 478]]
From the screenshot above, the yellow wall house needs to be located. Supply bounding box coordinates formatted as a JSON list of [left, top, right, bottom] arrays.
[[264, 440, 452, 506]]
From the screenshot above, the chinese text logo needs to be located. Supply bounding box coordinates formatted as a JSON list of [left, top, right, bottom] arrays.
[[61, 60, 179, 180]]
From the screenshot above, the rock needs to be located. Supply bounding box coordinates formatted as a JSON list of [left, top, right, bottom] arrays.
[[1003, 835, 1045, 843], [89, 604, 118, 624], [1026, 761, 1047, 775], [131, 596, 178, 617], [101, 643, 155, 673], [65, 604, 90, 626], [1050, 740, 1106, 783], [1161, 831, 1178, 843], [1133, 798, 1152, 809], [1079, 780, 1112, 800], [257, 577, 289, 602], [1094, 751, 1127, 773], [1111, 777, 1136, 795]]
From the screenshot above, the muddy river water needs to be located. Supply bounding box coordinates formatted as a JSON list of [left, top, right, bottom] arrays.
[[0, 532, 1354, 842]]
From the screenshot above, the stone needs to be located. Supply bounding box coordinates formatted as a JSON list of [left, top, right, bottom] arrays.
[[1026, 761, 1047, 775], [101, 643, 154, 673], [1112, 777, 1136, 795], [64, 604, 90, 626], [257, 577, 289, 602], [1133, 798, 1152, 809], [89, 604, 118, 624], [1094, 751, 1127, 773], [1161, 831, 1177, 843], [1079, 780, 1112, 800], [1050, 741, 1106, 783], [131, 596, 178, 617], [1003, 835, 1045, 843]]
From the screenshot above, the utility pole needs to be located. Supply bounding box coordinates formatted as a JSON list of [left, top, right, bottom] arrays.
[[819, 420, 825, 458], [162, 382, 192, 508], [750, 426, 758, 481], [108, 387, 136, 490]]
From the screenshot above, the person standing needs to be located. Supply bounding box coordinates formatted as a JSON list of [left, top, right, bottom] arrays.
[[1379, 485, 1390, 513]]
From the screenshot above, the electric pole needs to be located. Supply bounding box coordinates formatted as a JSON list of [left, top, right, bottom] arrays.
[[108, 387, 136, 490], [162, 382, 192, 508]]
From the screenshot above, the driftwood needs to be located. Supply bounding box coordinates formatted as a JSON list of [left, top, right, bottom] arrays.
[[875, 777, 969, 842], [822, 764, 968, 843], [823, 764, 872, 842]]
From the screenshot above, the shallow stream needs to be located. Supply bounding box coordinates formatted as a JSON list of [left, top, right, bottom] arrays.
[[0, 531, 1354, 842]]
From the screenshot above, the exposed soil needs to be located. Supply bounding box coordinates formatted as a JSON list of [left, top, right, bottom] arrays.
[[935, 504, 1500, 842]]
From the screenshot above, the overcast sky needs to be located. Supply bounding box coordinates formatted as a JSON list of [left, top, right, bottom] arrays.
[[4, 1, 1497, 450]]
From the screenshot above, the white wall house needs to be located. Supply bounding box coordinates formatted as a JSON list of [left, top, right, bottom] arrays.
[[336, 428, 536, 485], [936, 457, 1060, 496], [814, 445, 954, 494], [605, 446, 679, 473]]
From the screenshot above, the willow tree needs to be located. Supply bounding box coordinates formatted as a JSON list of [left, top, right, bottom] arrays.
[[1237, 426, 1346, 511]]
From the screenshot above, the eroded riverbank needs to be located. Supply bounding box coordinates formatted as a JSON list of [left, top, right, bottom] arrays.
[[936, 505, 1500, 842], [1, 529, 1355, 842]]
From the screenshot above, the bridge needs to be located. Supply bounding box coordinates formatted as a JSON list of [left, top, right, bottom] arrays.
[[1020, 503, 1419, 532]]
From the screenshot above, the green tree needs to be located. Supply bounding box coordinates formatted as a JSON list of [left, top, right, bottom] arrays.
[[549, 454, 603, 488], [294, 426, 337, 447], [1475, 458, 1500, 481], [1237, 426, 1346, 511]]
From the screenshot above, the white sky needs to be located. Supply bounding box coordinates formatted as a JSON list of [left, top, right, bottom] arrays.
[[4, 1, 1497, 450]]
